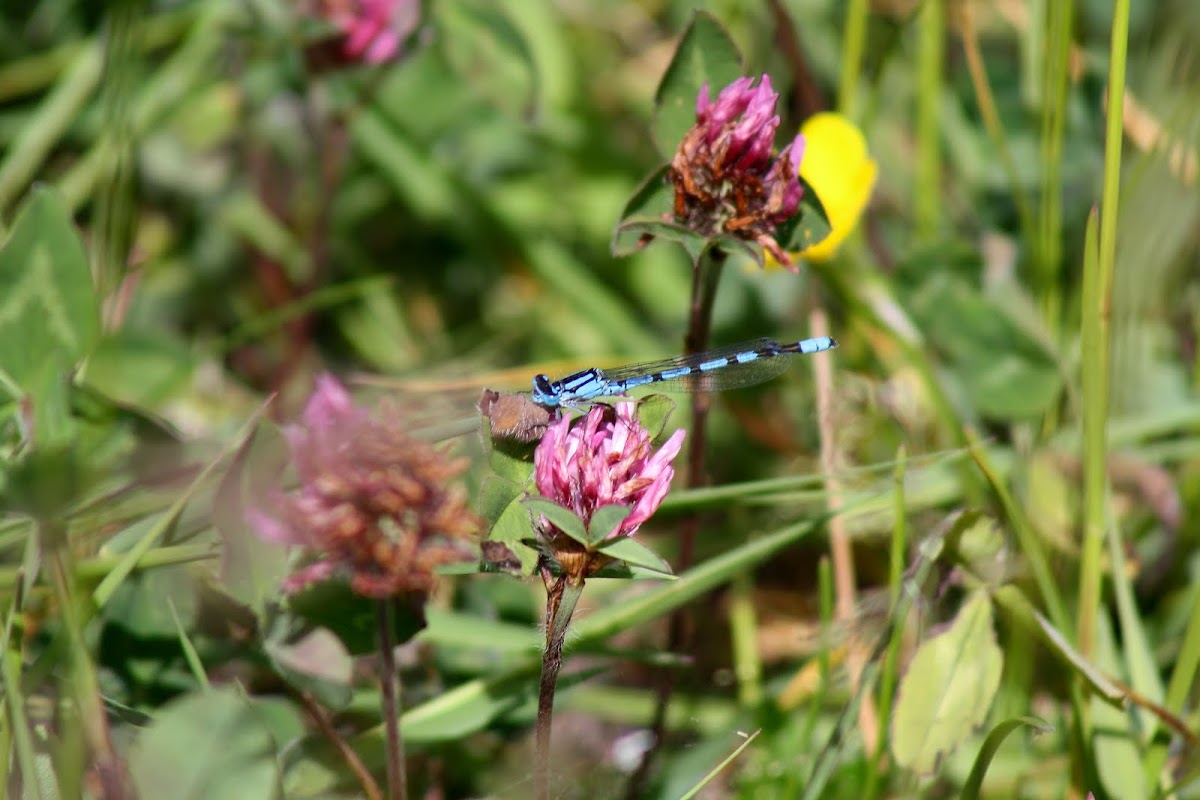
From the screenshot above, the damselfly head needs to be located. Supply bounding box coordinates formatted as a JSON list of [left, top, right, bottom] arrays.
[[530, 374, 558, 407]]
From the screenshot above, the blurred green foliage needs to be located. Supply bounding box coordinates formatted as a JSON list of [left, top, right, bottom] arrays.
[[2, 1, 1200, 798]]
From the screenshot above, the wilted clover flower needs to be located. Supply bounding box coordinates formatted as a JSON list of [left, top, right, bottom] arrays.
[[669, 74, 806, 270], [532, 403, 685, 581], [249, 374, 478, 598]]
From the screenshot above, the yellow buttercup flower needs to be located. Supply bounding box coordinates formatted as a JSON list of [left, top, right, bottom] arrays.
[[763, 112, 876, 269], [797, 112, 876, 261]]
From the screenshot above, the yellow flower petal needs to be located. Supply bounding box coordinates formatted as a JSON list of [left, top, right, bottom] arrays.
[[799, 112, 876, 261], [772, 112, 877, 265]]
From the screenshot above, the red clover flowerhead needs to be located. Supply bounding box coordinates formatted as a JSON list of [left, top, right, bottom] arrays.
[[532, 403, 685, 580], [249, 374, 478, 598], [669, 74, 806, 270]]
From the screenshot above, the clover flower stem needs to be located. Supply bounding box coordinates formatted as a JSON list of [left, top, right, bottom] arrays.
[[677, 249, 726, 606], [376, 598, 408, 800], [675, 250, 726, 575], [535, 574, 584, 800], [676, 250, 720, 568], [684, 249, 726, 359], [623, 248, 727, 800]]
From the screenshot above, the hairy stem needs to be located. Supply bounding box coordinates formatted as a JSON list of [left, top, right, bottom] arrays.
[[536, 575, 583, 800]]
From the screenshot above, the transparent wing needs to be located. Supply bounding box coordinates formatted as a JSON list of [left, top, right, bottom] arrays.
[[601, 337, 793, 394], [633, 355, 795, 393], [598, 337, 776, 382]]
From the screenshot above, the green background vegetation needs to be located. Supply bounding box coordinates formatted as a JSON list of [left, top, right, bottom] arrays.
[[1, 1, 1198, 798]]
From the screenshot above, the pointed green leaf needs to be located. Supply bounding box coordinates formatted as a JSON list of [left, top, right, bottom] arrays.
[[595, 535, 673, 577], [710, 233, 767, 268], [960, 717, 1054, 800], [652, 11, 743, 157], [0, 187, 99, 389], [587, 503, 632, 545], [614, 164, 673, 221], [777, 177, 833, 253], [610, 164, 690, 257], [591, 561, 680, 581], [613, 216, 712, 264], [523, 496, 586, 544], [482, 480, 539, 575], [891, 590, 1003, 774], [480, 474, 525, 527]]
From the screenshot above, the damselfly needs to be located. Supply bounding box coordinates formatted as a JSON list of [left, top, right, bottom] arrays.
[[530, 336, 837, 409]]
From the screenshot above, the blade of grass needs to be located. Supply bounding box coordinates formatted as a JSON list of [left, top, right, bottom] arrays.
[[1037, 0, 1074, 333], [1077, 205, 1106, 657], [169, 597, 209, 690], [1106, 490, 1165, 741], [960, 717, 1055, 800], [1078, 0, 1130, 660], [0, 42, 102, 217], [659, 442, 984, 514], [44, 533, 121, 797], [2, 578, 50, 800], [677, 730, 760, 800], [729, 571, 762, 707], [0, 6, 199, 103], [56, 3, 229, 212], [836, 0, 869, 119]]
